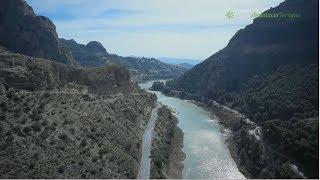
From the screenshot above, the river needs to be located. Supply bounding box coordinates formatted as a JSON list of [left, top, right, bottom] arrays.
[[139, 80, 245, 179]]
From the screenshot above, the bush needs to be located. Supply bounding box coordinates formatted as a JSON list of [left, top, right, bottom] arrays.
[[39, 129, 50, 140], [57, 166, 64, 174], [0, 114, 6, 121], [58, 133, 69, 142], [29, 109, 42, 121], [0, 102, 7, 111], [31, 123, 41, 132]]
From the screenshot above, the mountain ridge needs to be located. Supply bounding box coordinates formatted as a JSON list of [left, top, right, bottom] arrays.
[[157, 57, 200, 66], [59, 38, 187, 82], [0, 0, 76, 65], [159, 0, 319, 178]]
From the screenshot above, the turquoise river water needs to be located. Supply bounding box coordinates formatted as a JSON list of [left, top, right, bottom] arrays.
[[139, 81, 245, 179]]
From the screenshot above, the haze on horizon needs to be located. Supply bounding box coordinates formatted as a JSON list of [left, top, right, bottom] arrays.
[[26, 0, 284, 61]]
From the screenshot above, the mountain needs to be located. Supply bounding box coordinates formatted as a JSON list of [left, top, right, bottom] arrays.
[[163, 0, 319, 178], [0, 0, 182, 178], [0, 0, 76, 65], [176, 63, 194, 70], [58, 39, 118, 66], [158, 57, 201, 66], [59, 39, 187, 82]]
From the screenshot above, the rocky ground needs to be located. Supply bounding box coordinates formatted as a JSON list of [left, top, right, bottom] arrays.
[[208, 101, 310, 179], [149, 106, 185, 179], [0, 48, 158, 178]]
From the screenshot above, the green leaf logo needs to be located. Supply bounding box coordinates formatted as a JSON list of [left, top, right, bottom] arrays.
[[226, 11, 235, 20]]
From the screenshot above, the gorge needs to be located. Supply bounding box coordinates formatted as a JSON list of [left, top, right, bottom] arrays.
[[140, 81, 245, 179], [0, 0, 318, 179]]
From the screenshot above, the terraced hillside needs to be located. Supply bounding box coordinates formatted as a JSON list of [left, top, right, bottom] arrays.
[[0, 47, 157, 178]]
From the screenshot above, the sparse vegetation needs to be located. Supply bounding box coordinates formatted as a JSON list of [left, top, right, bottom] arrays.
[[0, 45, 157, 178]]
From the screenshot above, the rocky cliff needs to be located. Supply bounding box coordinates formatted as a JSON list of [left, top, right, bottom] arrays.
[[0, 0, 76, 65], [162, 0, 319, 178]]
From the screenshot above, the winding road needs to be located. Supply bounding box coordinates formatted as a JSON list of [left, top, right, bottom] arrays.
[[137, 103, 161, 179]]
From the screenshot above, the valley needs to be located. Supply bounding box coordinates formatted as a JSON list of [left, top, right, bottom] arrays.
[[140, 81, 244, 179], [0, 0, 318, 179]]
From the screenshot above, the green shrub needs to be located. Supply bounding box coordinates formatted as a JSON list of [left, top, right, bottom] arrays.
[[29, 109, 42, 121], [58, 133, 69, 142]]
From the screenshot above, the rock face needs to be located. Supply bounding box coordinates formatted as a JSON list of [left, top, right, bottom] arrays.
[[0, 0, 76, 65], [164, 0, 319, 178], [0, 47, 157, 178], [59, 38, 187, 82]]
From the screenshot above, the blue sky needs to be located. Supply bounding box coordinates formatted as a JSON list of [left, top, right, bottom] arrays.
[[26, 0, 283, 61]]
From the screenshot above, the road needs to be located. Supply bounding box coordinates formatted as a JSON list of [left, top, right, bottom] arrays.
[[137, 103, 161, 179]]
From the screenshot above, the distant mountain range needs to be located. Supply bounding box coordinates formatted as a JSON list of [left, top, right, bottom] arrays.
[[59, 39, 187, 82], [176, 63, 194, 70], [157, 57, 201, 66]]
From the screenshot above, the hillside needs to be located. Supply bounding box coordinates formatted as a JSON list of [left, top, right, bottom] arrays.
[[163, 0, 319, 178], [0, 0, 75, 65], [0, 0, 182, 178], [0, 46, 159, 178], [59, 39, 186, 82]]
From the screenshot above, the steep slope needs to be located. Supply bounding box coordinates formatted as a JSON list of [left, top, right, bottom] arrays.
[[0, 47, 157, 178], [173, 0, 318, 97], [164, 0, 319, 178], [0, 0, 75, 65], [59, 38, 186, 81], [0, 0, 183, 178]]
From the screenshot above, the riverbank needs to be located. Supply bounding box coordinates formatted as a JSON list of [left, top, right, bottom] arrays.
[[190, 100, 251, 178], [149, 82, 251, 177], [155, 86, 307, 179], [177, 99, 245, 177], [161, 92, 258, 178], [149, 106, 186, 179], [140, 80, 244, 179]]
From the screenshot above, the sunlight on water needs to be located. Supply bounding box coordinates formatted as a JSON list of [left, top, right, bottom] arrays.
[[139, 81, 245, 179]]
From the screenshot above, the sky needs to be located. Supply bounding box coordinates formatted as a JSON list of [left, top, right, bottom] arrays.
[[26, 0, 284, 61]]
